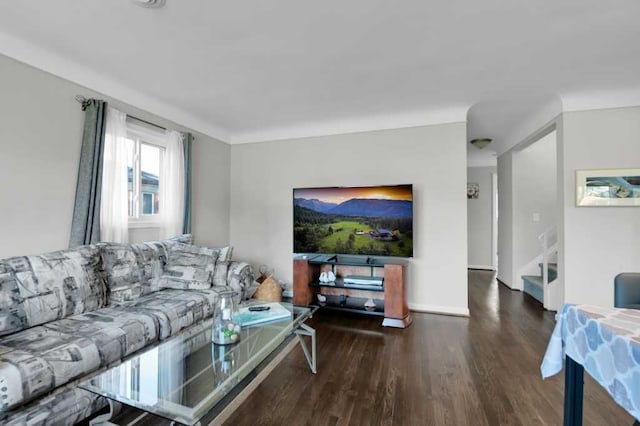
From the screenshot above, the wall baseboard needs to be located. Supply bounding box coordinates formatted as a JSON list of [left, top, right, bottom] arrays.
[[496, 275, 511, 287], [408, 303, 470, 317], [468, 265, 496, 271], [496, 277, 520, 291]]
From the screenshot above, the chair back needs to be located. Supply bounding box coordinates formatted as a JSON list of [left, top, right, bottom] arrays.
[[614, 273, 640, 308]]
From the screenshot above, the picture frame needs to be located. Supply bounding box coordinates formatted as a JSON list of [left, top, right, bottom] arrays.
[[575, 168, 640, 206], [467, 183, 479, 199]]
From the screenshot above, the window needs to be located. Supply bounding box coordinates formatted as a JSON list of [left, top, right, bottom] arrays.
[[126, 120, 166, 224]]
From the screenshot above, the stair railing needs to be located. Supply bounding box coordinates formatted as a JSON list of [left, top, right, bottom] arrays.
[[538, 226, 558, 287]]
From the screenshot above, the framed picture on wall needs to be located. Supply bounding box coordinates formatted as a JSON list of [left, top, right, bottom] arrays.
[[576, 168, 640, 206], [467, 183, 479, 199]]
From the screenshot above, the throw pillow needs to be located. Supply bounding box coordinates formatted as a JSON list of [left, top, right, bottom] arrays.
[[100, 241, 167, 303], [167, 234, 194, 244], [0, 245, 107, 336], [217, 246, 233, 261], [161, 243, 218, 290], [212, 260, 229, 287], [198, 245, 233, 261], [227, 261, 254, 300]]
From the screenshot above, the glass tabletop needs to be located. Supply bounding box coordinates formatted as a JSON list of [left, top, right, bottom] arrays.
[[79, 301, 311, 425]]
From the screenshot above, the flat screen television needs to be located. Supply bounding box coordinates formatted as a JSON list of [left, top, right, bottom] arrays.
[[293, 184, 413, 258]]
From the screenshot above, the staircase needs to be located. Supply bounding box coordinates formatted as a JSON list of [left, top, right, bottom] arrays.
[[518, 226, 561, 311], [523, 263, 558, 304]]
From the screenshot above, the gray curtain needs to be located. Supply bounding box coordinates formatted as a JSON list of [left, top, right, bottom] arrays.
[[69, 99, 107, 247], [182, 132, 193, 234]]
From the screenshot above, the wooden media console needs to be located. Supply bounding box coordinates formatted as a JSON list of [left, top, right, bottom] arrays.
[[293, 255, 412, 328]]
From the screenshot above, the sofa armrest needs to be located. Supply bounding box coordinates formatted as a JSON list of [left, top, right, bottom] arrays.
[[227, 261, 256, 301]]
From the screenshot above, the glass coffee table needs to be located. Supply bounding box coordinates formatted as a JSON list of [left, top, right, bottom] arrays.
[[80, 302, 315, 426]]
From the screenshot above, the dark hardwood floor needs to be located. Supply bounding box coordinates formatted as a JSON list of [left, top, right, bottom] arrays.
[[224, 270, 633, 426]]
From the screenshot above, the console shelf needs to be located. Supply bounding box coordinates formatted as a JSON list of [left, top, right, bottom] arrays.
[[316, 304, 386, 317], [293, 254, 412, 328], [309, 278, 385, 292]]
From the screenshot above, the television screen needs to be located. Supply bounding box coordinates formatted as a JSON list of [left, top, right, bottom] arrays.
[[293, 184, 413, 258]]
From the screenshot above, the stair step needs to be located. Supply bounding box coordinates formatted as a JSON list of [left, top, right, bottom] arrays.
[[523, 275, 543, 287], [522, 275, 544, 304]]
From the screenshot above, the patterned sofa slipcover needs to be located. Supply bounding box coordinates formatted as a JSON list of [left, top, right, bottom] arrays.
[[0, 237, 254, 425]]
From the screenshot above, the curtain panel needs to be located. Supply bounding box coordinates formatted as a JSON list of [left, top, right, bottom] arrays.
[[161, 130, 185, 239], [100, 107, 129, 243], [69, 100, 107, 247], [182, 133, 193, 235]]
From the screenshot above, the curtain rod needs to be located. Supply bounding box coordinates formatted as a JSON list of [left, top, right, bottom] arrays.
[[75, 95, 166, 131], [127, 115, 166, 131]]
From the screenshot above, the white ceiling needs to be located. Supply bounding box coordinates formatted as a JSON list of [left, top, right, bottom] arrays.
[[0, 0, 639, 147]]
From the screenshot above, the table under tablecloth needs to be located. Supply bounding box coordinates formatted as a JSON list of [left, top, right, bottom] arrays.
[[541, 303, 640, 420]]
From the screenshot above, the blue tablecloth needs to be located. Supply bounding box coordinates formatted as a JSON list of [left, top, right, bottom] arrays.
[[541, 304, 640, 420]]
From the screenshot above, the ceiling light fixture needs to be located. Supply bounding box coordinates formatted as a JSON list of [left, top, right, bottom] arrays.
[[131, 0, 166, 8], [470, 138, 492, 149]]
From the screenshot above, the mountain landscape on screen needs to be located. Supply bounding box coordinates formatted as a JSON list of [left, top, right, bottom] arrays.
[[293, 185, 413, 257], [293, 198, 337, 213]]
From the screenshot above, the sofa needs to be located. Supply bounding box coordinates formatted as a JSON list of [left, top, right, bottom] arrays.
[[0, 235, 254, 425]]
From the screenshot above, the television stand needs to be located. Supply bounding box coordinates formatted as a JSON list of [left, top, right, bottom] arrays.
[[293, 255, 412, 328]]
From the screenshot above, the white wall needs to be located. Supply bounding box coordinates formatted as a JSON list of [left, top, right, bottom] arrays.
[[561, 107, 640, 306], [467, 166, 496, 268], [497, 151, 514, 286], [230, 124, 469, 315], [555, 115, 566, 305], [0, 54, 230, 258], [512, 131, 557, 285]]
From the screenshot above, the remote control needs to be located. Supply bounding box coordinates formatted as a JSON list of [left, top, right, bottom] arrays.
[[248, 306, 271, 311]]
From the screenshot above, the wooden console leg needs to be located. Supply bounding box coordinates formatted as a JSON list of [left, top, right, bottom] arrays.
[[382, 264, 412, 328], [293, 259, 314, 306]]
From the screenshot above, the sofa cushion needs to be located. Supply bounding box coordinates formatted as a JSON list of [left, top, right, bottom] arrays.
[[160, 244, 218, 290], [43, 308, 159, 366], [114, 287, 228, 339], [1, 387, 106, 426], [0, 326, 102, 411], [0, 307, 160, 411], [100, 241, 167, 302], [0, 245, 107, 336]]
